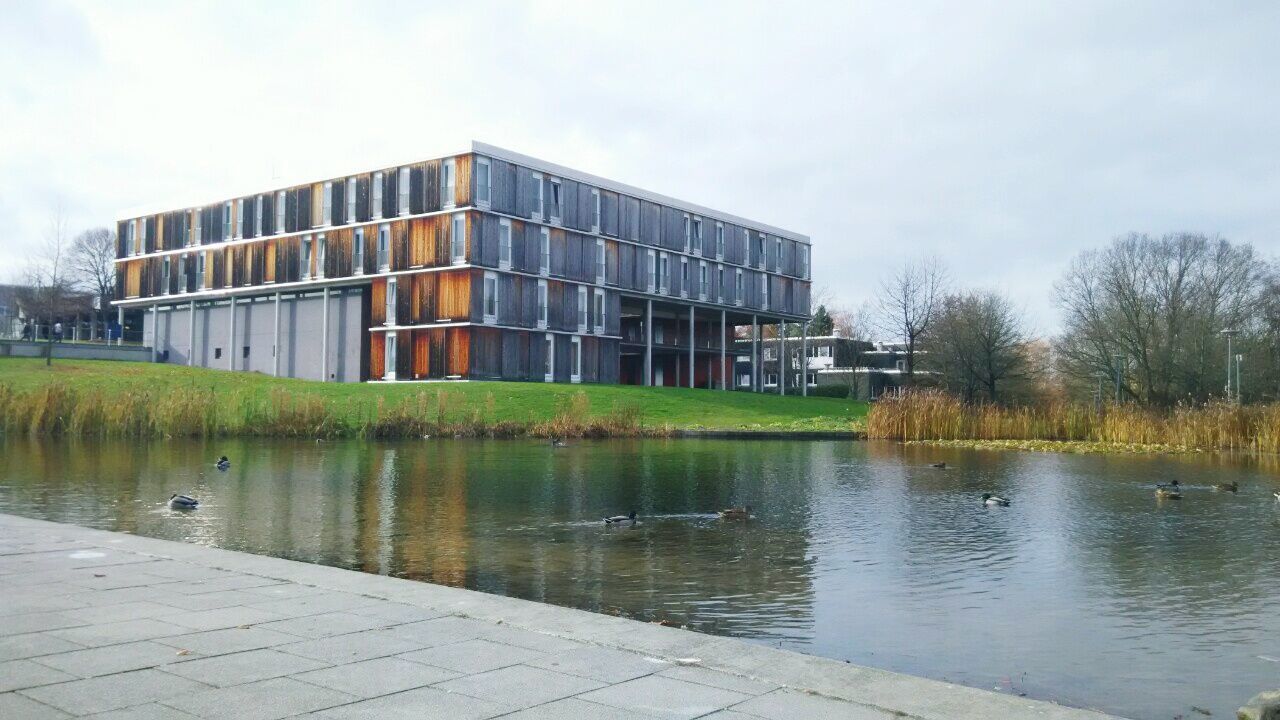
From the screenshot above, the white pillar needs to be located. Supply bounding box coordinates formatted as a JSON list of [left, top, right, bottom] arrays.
[[227, 296, 236, 371], [688, 305, 695, 389], [778, 321, 786, 396], [321, 287, 330, 382], [188, 300, 196, 366], [751, 314, 759, 392], [801, 321, 809, 397], [645, 299, 653, 387], [272, 292, 281, 377], [150, 304, 158, 362], [720, 310, 726, 391], [116, 306, 124, 346]]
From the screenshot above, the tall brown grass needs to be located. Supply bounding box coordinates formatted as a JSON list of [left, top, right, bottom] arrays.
[[867, 389, 1280, 453], [0, 383, 656, 440]]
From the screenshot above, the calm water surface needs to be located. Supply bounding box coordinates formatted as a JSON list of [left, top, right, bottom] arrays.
[[2, 437, 1279, 719]]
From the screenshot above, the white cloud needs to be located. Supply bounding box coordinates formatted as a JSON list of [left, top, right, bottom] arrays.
[[2, 0, 1277, 332]]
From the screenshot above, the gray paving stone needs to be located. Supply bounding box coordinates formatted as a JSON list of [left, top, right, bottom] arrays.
[[0, 659, 78, 692], [497, 697, 658, 720], [151, 589, 265, 612], [0, 611, 87, 636], [292, 656, 459, 698], [729, 689, 896, 719], [346, 601, 445, 625], [655, 665, 778, 696], [275, 629, 422, 664], [307, 685, 511, 719], [247, 591, 378, 617], [0, 632, 86, 662], [528, 645, 660, 684], [378, 616, 494, 647], [694, 712, 760, 720], [0, 691, 72, 719], [399, 638, 545, 675], [82, 703, 202, 719], [254, 611, 390, 639], [48, 618, 185, 648], [239, 583, 328, 600], [19, 668, 210, 716], [434, 664, 605, 709], [157, 648, 328, 687], [577, 675, 751, 720], [163, 576, 285, 595], [160, 676, 354, 720], [481, 625, 588, 653], [64, 601, 185, 626], [154, 627, 302, 656], [0, 589, 90, 615], [162, 605, 288, 632], [33, 640, 190, 677]]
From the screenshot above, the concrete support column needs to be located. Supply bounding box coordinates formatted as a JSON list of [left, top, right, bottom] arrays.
[[116, 306, 124, 346], [321, 287, 330, 382], [720, 310, 727, 391], [751, 314, 759, 392], [645, 299, 653, 387], [801, 321, 809, 397], [227, 296, 236, 371], [272, 292, 281, 377], [779, 320, 786, 396], [688, 305, 695, 389], [188, 300, 196, 366], [150, 304, 158, 362]]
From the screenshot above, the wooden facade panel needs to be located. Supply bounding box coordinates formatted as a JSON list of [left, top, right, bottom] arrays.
[[454, 154, 471, 208], [437, 270, 470, 321], [446, 327, 469, 376], [369, 332, 385, 381], [395, 329, 412, 380], [370, 277, 387, 326], [412, 330, 430, 379]]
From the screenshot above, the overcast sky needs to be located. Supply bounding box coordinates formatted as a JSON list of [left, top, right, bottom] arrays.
[[2, 1, 1277, 332]]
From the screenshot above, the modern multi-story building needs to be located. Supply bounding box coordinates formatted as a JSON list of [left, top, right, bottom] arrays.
[[113, 142, 811, 385]]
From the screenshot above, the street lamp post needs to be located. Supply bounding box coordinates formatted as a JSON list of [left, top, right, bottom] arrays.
[[1220, 329, 1238, 402], [1094, 371, 1107, 413], [1236, 353, 1244, 403], [1113, 354, 1125, 404]]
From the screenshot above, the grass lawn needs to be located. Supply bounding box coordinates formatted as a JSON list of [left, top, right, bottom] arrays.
[[0, 358, 866, 433]]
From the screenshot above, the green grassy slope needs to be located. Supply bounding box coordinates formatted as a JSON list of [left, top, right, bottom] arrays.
[[0, 358, 865, 433]]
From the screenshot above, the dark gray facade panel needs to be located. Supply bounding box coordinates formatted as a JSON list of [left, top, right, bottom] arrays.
[[639, 201, 661, 246], [601, 191, 619, 237], [621, 196, 640, 241]]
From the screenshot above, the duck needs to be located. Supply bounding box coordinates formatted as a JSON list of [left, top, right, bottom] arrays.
[[1213, 481, 1238, 493], [215, 456, 231, 471], [1155, 487, 1182, 500], [981, 493, 1010, 507], [718, 505, 753, 519], [550, 438, 568, 448], [930, 462, 948, 469], [1156, 480, 1180, 490], [1273, 491, 1280, 502], [168, 494, 200, 510], [603, 511, 637, 524]]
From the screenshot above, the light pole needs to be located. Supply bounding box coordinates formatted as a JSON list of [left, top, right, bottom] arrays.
[[1094, 370, 1107, 412], [1220, 329, 1237, 402], [1236, 353, 1244, 403], [1113, 354, 1125, 404]]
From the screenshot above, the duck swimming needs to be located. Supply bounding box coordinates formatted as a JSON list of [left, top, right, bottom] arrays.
[[718, 505, 752, 519], [1156, 480, 1180, 490], [981, 493, 1010, 507], [930, 462, 948, 469], [215, 456, 231, 471], [168, 494, 200, 510], [1213, 481, 1238, 492], [550, 438, 568, 448], [603, 511, 637, 524], [1155, 486, 1182, 499]]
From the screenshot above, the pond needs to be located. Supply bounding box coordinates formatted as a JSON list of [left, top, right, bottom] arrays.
[[2, 437, 1278, 719]]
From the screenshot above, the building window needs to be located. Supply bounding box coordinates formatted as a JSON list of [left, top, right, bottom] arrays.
[[716, 222, 724, 259], [255, 196, 264, 237], [197, 253, 206, 288], [317, 234, 327, 279], [699, 261, 707, 300], [593, 288, 604, 333], [549, 178, 562, 224], [717, 264, 725, 303], [577, 286, 588, 332], [682, 214, 691, 253], [735, 269, 743, 306], [799, 244, 810, 279], [692, 217, 702, 256], [531, 172, 543, 219], [377, 223, 390, 270], [659, 253, 669, 294], [570, 336, 581, 383], [214, 347, 222, 360], [372, 172, 384, 219], [483, 271, 498, 323], [161, 257, 170, 295], [544, 333, 554, 382], [322, 183, 333, 226], [756, 233, 766, 268], [222, 202, 232, 240], [680, 257, 688, 297], [655, 324, 664, 344], [398, 167, 410, 215], [177, 255, 186, 293], [235, 199, 245, 238], [191, 210, 200, 247], [537, 280, 548, 329], [646, 250, 656, 292], [301, 235, 312, 279], [775, 237, 782, 268], [385, 332, 397, 380], [539, 227, 550, 275], [766, 373, 778, 386], [353, 228, 365, 274], [476, 157, 491, 207], [499, 219, 512, 269], [764, 347, 776, 361], [276, 191, 286, 233], [761, 275, 770, 310], [125, 221, 136, 255], [590, 188, 601, 232], [451, 213, 466, 265], [595, 239, 605, 284], [386, 277, 397, 326], [441, 159, 456, 208], [346, 177, 357, 223]]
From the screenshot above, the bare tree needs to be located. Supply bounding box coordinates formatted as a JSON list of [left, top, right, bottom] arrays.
[[828, 302, 873, 399], [68, 227, 117, 339], [875, 257, 946, 386], [21, 212, 77, 365], [925, 290, 1031, 402]]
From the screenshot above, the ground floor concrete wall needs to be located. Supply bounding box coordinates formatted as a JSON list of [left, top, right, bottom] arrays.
[[0, 339, 152, 362], [142, 288, 365, 382]]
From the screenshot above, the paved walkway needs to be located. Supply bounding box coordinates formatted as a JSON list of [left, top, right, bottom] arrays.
[[0, 513, 1121, 719]]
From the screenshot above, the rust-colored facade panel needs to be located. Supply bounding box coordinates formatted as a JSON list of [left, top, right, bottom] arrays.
[[446, 327, 469, 376], [412, 329, 430, 379], [369, 332, 385, 381], [436, 270, 470, 321], [370, 277, 387, 326]]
